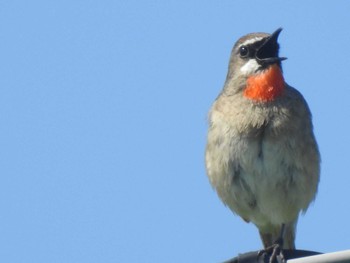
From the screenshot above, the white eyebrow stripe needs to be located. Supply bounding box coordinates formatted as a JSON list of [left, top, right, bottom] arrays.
[[240, 37, 264, 46]]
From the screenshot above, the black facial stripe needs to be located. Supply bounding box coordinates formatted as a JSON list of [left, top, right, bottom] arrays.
[[237, 38, 268, 59]]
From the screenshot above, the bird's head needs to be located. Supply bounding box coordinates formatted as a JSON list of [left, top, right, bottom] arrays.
[[225, 28, 287, 102]]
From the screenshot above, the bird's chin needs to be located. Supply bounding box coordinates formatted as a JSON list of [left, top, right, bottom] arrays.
[[257, 57, 286, 68]]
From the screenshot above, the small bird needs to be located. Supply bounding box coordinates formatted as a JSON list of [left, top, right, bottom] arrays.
[[205, 28, 320, 254]]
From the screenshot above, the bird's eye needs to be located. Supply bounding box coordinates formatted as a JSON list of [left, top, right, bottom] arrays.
[[239, 46, 249, 58]]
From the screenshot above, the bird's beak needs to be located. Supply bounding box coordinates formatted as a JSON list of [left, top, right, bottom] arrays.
[[256, 28, 287, 66]]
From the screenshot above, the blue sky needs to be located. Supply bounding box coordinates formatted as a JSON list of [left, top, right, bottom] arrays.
[[1, 1, 350, 262]]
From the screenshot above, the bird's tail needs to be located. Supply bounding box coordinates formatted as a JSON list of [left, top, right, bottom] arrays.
[[259, 221, 296, 249]]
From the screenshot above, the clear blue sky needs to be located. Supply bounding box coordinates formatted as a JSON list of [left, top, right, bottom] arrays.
[[1, 1, 350, 262]]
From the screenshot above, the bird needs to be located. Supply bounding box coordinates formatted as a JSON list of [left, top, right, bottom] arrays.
[[205, 28, 320, 257]]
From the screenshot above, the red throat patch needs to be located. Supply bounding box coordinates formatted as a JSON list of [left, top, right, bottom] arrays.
[[243, 64, 285, 102]]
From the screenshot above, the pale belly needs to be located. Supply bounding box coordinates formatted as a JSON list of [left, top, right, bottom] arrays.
[[206, 131, 314, 228]]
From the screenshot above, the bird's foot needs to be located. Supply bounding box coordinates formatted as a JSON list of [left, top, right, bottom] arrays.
[[258, 240, 285, 263]]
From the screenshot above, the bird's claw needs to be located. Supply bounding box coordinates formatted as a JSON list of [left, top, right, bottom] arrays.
[[257, 243, 285, 263]]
